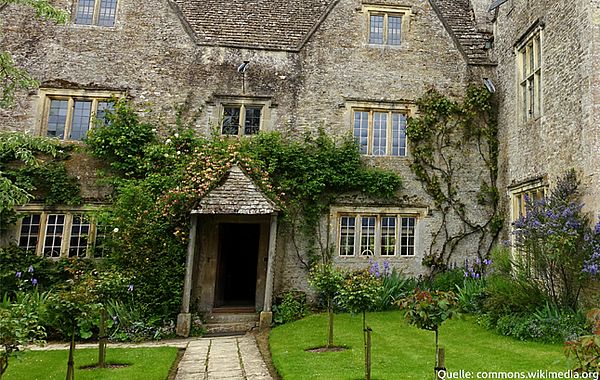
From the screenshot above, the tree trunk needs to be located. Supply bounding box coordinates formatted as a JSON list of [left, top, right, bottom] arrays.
[[327, 298, 334, 348], [98, 309, 107, 368], [66, 326, 75, 380], [0, 354, 8, 379], [365, 327, 372, 380]]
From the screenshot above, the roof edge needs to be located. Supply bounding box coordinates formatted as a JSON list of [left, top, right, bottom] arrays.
[[297, 0, 341, 50]]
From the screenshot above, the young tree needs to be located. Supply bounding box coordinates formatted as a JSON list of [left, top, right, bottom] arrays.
[[398, 289, 458, 379], [308, 263, 344, 348], [336, 269, 382, 380]]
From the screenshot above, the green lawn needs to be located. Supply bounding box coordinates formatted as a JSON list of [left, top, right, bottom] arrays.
[[270, 311, 568, 380], [2, 347, 179, 380]]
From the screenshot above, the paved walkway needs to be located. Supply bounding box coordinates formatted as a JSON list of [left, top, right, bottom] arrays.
[[31, 334, 273, 380], [175, 334, 272, 380]]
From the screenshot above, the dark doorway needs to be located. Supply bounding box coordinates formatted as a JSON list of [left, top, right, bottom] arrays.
[[214, 223, 260, 308]]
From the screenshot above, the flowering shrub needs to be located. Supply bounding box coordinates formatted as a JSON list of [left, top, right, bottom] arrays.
[[512, 170, 599, 309]]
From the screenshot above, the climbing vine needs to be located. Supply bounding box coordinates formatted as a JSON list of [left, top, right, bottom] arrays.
[[407, 86, 501, 272], [0, 132, 80, 229]]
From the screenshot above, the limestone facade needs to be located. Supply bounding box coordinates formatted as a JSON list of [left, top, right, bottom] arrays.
[[7, 0, 595, 313]]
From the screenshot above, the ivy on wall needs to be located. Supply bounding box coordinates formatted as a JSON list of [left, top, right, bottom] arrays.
[[84, 100, 403, 318], [407, 86, 501, 272], [0, 132, 81, 229]]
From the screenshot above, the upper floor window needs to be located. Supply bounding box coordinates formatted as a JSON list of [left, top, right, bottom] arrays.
[[338, 213, 417, 257], [38, 89, 119, 141], [363, 5, 411, 46], [353, 109, 408, 156], [517, 29, 542, 122], [222, 104, 262, 136], [215, 96, 272, 137], [75, 0, 117, 27], [17, 210, 104, 259]]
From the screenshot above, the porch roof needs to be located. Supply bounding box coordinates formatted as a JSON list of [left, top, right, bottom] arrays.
[[191, 165, 279, 215]]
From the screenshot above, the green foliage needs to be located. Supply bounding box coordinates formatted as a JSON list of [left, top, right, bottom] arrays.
[[495, 305, 588, 344], [0, 291, 47, 377], [374, 270, 417, 311], [0, 132, 66, 227], [308, 264, 345, 305], [430, 268, 467, 291], [398, 289, 458, 333], [84, 99, 402, 322], [336, 269, 382, 315], [406, 86, 500, 269], [246, 131, 402, 265], [7, 162, 81, 206], [0, 245, 69, 296], [273, 291, 308, 325], [564, 309, 600, 373], [455, 278, 487, 314], [85, 99, 158, 177]]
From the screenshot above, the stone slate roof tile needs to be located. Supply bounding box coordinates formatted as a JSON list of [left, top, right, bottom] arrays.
[[430, 0, 492, 65], [171, 0, 337, 51], [192, 165, 279, 215]]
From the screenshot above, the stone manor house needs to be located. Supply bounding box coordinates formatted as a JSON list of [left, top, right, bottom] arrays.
[[1, 0, 599, 332]]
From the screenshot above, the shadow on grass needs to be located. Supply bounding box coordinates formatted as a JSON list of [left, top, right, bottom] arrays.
[[305, 345, 350, 353]]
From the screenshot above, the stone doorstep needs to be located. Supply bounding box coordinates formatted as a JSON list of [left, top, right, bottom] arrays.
[[204, 321, 258, 336], [207, 312, 260, 324]]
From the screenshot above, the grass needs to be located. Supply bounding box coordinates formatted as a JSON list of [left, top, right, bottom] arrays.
[[270, 311, 568, 380], [2, 347, 179, 380]]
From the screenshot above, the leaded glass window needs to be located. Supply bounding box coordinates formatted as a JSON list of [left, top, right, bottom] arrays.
[[352, 110, 408, 156], [339, 216, 356, 256], [75, 0, 117, 27], [69, 215, 91, 257], [19, 214, 41, 251], [43, 214, 65, 258]]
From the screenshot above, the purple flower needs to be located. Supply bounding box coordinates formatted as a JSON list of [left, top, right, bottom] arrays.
[[464, 271, 469, 278], [15, 271, 22, 278], [31, 278, 38, 286], [127, 284, 134, 292], [483, 259, 492, 266], [28, 265, 34, 273], [474, 273, 480, 279]]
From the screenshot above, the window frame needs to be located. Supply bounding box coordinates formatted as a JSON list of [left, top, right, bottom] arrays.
[[516, 27, 543, 123], [363, 5, 411, 47], [332, 206, 426, 259], [37, 89, 121, 142], [15, 206, 104, 259], [74, 0, 118, 27], [215, 96, 272, 137], [508, 179, 548, 223], [346, 100, 416, 157]]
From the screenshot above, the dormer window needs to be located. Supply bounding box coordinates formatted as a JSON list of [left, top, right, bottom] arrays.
[[363, 5, 411, 46]]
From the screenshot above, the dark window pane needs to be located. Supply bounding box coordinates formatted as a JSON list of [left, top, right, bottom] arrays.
[[70, 100, 92, 140], [47, 100, 68, 139], [75, 0, 95, 25], [244, 106, 261, 135], [222, 106, 240, 135], [96, 101, 114, 126], [98, 0, 117, 26], [43, 214, 65, 258], [69, 215, 90, 257], [18, 214, 41, 251], [391, 113, 407, 156]]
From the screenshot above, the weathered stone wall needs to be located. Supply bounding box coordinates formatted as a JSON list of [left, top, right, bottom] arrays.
[[274, 0, 493, 294], [493, 0, 600, 226], [1, 0, 497, 301]]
